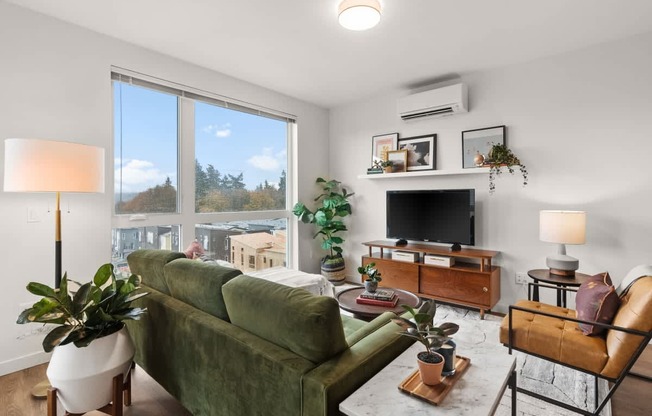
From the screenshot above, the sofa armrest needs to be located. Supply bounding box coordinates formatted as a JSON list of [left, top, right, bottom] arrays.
[[301, 315, 413, 416], [345, 311, 397, 347]]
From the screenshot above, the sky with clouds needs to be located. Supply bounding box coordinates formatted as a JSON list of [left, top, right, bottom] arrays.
[[114, 83, 287, 194]]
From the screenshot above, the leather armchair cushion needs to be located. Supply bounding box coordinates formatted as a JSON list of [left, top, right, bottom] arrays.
[[500, 300, 608, 374], [603, 276, 652, 378]]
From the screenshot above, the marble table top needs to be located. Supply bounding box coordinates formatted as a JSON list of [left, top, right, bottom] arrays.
[[339, 323, 515, 416]]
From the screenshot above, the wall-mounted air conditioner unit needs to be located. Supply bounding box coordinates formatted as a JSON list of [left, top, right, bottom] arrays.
[[397, 83, 468, 121]]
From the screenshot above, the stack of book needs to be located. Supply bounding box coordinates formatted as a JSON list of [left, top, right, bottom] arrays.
[[367, 167, 383, 175], [356, 289, 399, 307]]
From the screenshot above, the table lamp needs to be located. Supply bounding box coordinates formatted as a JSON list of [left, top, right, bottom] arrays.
[[4, 138, 105, 288], [539, 210, 586, 276]]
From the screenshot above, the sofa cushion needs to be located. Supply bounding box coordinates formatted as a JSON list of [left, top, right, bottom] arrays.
[[164, 258, 242, 321], [576, 272, 620, 336], [222, 275, 348, 364], [499, 300, 608, 375], [127, 249, 186, 295]]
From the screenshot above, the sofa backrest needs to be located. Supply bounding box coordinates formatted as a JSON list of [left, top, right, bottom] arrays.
[[222, 275, 348, 364], [127, 249, 186, 295], [164, 258, 242, 321], [602, 275, 652, 378]]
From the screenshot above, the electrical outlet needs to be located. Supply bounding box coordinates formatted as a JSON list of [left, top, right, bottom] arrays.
[[515, 272, 528, 285]]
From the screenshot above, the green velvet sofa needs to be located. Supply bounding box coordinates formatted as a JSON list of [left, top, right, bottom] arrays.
[[125, 249, 413, 416]]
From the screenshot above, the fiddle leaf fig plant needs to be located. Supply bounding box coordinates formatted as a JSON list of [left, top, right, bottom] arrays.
[[486, 143, 528, 193], [292, 177, 354, 260], [17, 263, 148, 352]]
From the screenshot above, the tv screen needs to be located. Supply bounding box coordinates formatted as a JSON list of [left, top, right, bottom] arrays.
[[386, 189, 475, 247]]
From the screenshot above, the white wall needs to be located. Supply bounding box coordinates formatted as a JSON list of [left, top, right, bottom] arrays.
[[0, 2, 329, 375], [329, 31, 652, 313]]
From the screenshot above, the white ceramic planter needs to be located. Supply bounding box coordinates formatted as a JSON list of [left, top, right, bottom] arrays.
[[46, 326, 135, 414]]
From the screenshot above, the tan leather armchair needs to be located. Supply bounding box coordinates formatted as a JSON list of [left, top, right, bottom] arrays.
[[500, 269, 652, 415]]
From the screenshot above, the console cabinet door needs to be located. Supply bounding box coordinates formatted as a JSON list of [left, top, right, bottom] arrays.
[[420, 268, 491, 307], [362, 257, 419, 293]]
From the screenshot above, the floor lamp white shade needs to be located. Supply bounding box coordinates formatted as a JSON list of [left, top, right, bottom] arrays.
[[3, 138, 105, 288], [4, 138, 105, 193], [539, 210, 586, 276]]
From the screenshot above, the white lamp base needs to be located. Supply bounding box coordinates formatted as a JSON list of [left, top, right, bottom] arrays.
[[546, 254, 579, 276]]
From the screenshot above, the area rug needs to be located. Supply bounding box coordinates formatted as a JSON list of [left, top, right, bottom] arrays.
[[433, 304, 611, 416]]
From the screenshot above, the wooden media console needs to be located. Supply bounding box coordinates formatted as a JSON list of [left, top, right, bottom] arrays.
[[361, 240, 500, 319]]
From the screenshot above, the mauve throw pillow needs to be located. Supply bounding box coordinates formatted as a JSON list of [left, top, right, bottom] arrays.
[[576, 272, 620, 336]]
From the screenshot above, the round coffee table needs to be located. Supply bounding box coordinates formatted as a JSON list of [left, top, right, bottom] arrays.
[[336, 287, 421, 321]]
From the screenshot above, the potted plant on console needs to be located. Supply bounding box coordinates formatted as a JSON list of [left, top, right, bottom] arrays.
[[293, 177, 354, 285], [16, 263, 148, 414], [486, 143, 528, 193], [357, 262, 382, 293], [392, 300, 459, 386]]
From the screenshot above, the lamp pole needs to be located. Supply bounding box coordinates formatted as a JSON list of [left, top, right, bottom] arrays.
[[55, 191, 62, 288]]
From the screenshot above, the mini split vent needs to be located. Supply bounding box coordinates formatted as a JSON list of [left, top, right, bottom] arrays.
[[397, 83, 468, 121]]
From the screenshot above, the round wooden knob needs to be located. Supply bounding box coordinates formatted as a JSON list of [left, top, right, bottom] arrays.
[[483, 287, 488, 292]]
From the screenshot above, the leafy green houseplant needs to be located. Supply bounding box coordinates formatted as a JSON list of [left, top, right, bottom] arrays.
[[293, 177, 354, 284], [486, 143, 528, 193], [17, 263, 148, 352], [380, 160, 394, 173], [357, 262, 382, 292], [392, 300, 459, 385]]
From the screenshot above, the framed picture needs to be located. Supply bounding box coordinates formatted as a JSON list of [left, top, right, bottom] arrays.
[[371, 133, 399, 167], [462, 125, 506, 169], [386, 150, 408, 172], [398, 134, 436, 171]]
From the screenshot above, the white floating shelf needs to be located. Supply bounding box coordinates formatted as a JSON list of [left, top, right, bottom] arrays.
[[357, 168, 488, 179]]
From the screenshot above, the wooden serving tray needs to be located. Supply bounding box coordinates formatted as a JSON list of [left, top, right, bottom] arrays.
[[398, 355, 471, 405]]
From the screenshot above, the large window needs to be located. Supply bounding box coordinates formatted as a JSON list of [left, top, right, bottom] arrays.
[[111, 70, 294, 271]]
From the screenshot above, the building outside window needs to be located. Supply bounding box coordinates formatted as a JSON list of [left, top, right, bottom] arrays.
[[111, 70, 294, 272]]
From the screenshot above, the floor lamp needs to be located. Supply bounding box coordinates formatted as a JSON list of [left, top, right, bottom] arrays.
[[3, 138, 105, 288]]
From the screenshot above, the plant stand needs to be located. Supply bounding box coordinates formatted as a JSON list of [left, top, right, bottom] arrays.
[[47, 363, 133, 416]]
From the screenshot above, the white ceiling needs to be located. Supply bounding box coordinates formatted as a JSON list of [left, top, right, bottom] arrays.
[[7, 0, 652, 108]]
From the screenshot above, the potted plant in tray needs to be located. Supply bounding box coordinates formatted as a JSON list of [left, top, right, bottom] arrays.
[[357, 262, 382, 293], [293, 177, 354, 285], [486, 143, 528, 193], [392, 300, 459, 386], [17, 263, 148, 414]]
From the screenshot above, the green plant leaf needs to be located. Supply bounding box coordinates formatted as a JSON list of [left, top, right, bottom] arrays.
[[391, 317, 417, 330], [26, 282, 56, 298], [42, 325, 74, 353], [438, 322, 460, 336], [93, 263, 113, 287]]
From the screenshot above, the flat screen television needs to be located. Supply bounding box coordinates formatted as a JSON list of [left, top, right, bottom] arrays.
[[386, 189, 475, 250]]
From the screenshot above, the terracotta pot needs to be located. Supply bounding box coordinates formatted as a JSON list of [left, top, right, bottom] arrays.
[[416, 351, 444, 386], [383, 166, 393, 173], [47, 326, 134, 413]]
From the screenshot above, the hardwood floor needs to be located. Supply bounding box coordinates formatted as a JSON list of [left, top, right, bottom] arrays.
[[1, 348, 650, 415], [0, 364, 191, 416]]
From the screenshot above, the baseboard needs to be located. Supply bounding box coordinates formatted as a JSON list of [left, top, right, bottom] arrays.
[[0, 351, 51, 377]]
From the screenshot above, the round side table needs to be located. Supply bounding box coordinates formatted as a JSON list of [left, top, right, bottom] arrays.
[[336, 287, 420, 321], [527, 269, 591, 308]]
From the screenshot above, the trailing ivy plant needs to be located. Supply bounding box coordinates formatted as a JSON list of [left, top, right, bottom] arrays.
[[292, 177, 354, 260], [17, 264, 148, 352], [486, 143, 528, 193]]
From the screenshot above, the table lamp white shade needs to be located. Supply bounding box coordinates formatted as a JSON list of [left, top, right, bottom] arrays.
[[4, 138, 105, 193], [539, 210, 586, 276]]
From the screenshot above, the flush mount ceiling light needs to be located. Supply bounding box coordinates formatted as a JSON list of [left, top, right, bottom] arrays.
[[338, 0, 381, 31]]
